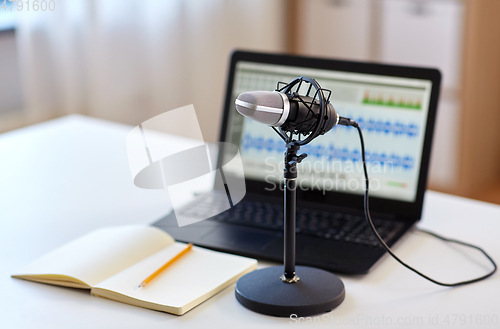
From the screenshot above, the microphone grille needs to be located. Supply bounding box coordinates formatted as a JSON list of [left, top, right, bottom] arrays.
[[238, 91, 284, 109], [235, 91, 284, 126]]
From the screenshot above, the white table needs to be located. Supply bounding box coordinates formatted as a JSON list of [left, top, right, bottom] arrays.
[[1, 115, 499, 329]]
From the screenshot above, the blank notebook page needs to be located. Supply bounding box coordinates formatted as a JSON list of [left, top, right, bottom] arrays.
[[93, 242, 257, 309], [13, 226, 174, 287]]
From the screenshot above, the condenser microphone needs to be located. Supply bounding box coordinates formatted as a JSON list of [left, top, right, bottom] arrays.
[[235, 91, 339, 135]]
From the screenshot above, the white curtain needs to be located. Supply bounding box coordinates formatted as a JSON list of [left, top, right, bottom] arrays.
[[15, 0, 285, 141]]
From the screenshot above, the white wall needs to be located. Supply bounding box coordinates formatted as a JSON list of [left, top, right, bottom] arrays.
[[298, 0, 373, 61], [2, 0, 286, 142], [0, 30, 23, 114]]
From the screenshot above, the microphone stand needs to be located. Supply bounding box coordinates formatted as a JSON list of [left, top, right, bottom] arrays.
[[235, 139, 345, 317], [235, 77, 345, 317]]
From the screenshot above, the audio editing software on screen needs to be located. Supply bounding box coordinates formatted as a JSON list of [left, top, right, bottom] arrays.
[[224, 62, 432, 202]]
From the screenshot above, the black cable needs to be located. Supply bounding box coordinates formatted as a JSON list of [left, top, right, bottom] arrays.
[[339, 116, 497, 287]]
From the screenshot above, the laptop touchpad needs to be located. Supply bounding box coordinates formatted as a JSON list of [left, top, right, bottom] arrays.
[[200, 226, 279, 251]]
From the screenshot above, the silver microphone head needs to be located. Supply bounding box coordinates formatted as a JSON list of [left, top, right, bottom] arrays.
[[235, 91, 289, 126]]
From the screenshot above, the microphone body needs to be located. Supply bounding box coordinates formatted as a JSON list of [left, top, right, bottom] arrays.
[[235, 91, 338, 135]]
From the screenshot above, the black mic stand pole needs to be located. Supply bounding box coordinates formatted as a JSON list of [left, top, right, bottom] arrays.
[[282, 142, 305, 283]]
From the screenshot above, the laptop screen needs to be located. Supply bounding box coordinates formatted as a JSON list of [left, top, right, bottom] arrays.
[[222, 59, 434, 203]]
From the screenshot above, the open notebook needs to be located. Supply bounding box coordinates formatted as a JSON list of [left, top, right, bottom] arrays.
[[11, 226, 257, 315]]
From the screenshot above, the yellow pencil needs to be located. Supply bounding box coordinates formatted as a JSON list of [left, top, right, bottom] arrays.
[[139, 243, 193, 288]]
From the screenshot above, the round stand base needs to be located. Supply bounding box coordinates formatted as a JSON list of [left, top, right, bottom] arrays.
[[235, 265, 345, 317]]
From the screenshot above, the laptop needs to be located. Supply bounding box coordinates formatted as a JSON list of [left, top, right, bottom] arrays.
[[153, 50, 441, 274]]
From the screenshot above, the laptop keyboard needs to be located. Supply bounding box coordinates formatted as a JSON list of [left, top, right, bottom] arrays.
[[208, 199, 405, 247]]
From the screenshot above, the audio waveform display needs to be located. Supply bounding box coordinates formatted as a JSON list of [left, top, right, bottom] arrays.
[[242, 135, 415, 170], [362, 90, 422, 110], [337, 117, 419, 137]]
